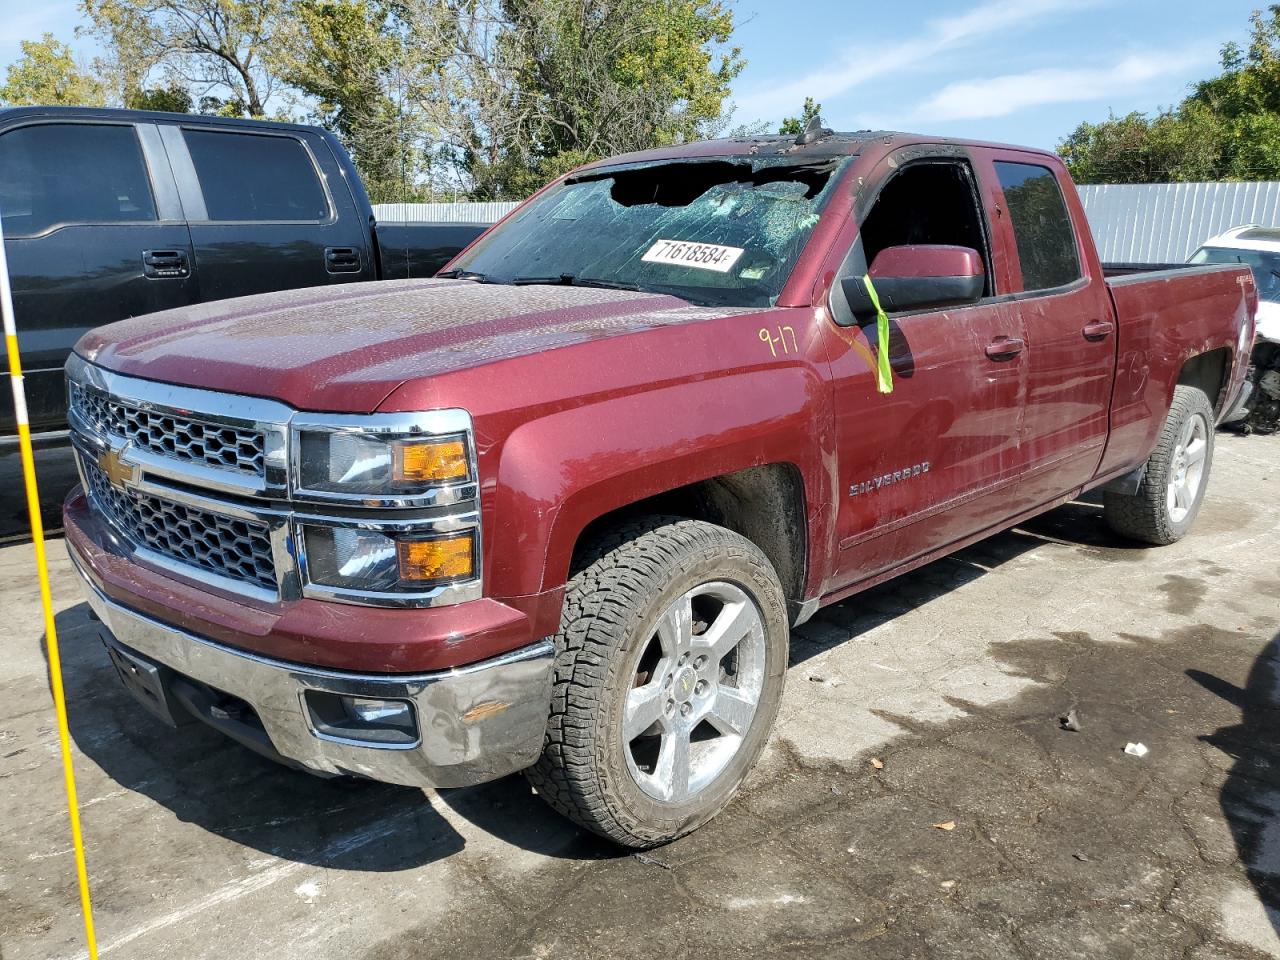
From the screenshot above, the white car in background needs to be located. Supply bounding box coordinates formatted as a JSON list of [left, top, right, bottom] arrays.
[[1190, 226, 1280, 433]]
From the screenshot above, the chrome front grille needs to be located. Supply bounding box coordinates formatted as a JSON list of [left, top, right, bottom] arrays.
[[66, 354, 481, 609], [83, 459, 277, 591], [70, 382, 266, 477]]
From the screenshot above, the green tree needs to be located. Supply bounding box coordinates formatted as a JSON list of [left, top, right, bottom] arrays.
[[81, 0, 287, 116], [0, 34, 107, 106], [409, 0, 745, 199], [779, 97, 821, 136], [128, 83, 193, 112], [1058, 5, 1280, 183], [274, 0, 434, 202]]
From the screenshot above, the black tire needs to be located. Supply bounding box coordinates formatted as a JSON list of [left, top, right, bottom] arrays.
[[1103, 385, 1215, 545], [526, 517, 789, 848]]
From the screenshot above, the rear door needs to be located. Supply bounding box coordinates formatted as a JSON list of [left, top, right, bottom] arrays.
[[988, 155, 1115, 512], [161, 123, 374, 301], [820, 148, 1029, 590], [0, 119, 195, 434]]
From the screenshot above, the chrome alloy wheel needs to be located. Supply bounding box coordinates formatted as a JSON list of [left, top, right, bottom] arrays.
[[1168, 411, 1209, 524], [622, 582, 766, 803]]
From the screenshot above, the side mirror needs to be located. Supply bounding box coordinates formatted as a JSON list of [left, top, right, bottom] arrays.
[[841, 245, 985, 316]]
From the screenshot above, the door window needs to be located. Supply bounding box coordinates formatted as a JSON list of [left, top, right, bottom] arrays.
[[859, 160, 994, 299], [993, 161, 1080, 291], [183, 130, 329, 222], [0, 123, 156, 238]]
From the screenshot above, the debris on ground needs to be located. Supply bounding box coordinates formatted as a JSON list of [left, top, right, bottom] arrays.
[[870, 757, 884, 770], [1123, 742, 1149, 757], [1058, 709, 1081, 732], [633, 852, 673, 871], [932, 821, 957, 831]]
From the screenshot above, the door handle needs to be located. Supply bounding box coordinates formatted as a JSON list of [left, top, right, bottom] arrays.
[[142, 249, 189, 279], [325, 246, 361, 274], [985, 336, 1024, 361], [1082, 320, 1115, 341]]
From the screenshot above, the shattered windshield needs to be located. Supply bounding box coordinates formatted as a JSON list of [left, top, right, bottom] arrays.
[[448, 156, 852, 307]]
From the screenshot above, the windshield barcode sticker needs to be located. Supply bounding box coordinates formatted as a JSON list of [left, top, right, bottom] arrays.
[[642, 239, 745, 273]]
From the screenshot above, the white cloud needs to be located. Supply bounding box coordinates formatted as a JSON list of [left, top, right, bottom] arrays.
[[909, 46, 1215, 123], [732, 0, 1108, 124]]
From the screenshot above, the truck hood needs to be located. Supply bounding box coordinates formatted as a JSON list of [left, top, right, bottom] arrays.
[[76, 278, 745, 412]]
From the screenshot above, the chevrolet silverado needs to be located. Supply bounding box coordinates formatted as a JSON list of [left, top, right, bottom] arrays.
[[63, 127, 1256, 847]]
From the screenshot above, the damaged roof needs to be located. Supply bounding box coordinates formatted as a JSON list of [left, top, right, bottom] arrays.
[[580, 129, 1059, 173]]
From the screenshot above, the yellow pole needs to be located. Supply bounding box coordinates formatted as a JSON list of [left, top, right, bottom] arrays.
[[0, 207, 100, 958]]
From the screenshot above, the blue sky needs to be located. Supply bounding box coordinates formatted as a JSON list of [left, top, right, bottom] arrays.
[[0, 0, 1263, 149], [729, 0, 1262, 146]]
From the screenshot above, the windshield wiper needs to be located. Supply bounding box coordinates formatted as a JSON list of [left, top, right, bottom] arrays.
[[437, 268, 495, 282], [510, 274, 644, 292]]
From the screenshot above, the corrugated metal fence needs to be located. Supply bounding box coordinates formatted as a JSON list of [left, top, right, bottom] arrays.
[[374, 186, 1280, 266], [1078, 182, 1280, 263], [373, 201, 519, 224]]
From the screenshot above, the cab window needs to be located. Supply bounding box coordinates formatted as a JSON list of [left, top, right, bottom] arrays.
[[0, 123, 156, 238], [859, 160, 994, 298], [994, 161, 1081, 291]]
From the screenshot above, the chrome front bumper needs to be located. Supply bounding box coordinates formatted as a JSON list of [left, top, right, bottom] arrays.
[[73, 563, 555, 789]]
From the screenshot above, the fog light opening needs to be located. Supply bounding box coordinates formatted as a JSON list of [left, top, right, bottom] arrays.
[[304, 691, 419, 746]]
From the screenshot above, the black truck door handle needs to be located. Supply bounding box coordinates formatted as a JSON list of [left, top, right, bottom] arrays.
[[985, 336, 1024, 361], [1082, 320, 1115, 341], [142, 249, 189, 279], [325, 246, 361, 274]]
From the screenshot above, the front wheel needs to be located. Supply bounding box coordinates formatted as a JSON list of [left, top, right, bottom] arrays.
[[526, 517, 789, 848], [1103, 385, 1215, 545]]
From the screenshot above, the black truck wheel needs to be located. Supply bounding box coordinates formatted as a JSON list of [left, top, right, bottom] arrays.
[[526, 517, 789, 848], [1103, 385, 1215, 545]]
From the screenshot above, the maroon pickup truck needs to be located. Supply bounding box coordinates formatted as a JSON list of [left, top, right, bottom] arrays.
[[63, 128, 1256, 848]]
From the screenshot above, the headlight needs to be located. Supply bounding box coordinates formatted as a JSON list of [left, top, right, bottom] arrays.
[[302, 526, 477, 594], [291, 411, 481, 606], [291, 412, 475, 503]]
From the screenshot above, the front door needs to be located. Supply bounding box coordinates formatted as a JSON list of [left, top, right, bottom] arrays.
[[820, 152, 1028, 593], [0, 120, 196, 434]]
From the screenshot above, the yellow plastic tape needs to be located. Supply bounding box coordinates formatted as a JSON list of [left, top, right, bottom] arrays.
[[0, 221, 99, 958], [861, 274, 894, 394]]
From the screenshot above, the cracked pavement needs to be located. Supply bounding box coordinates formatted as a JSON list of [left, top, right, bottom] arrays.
[[1, 433, 1278, 959]]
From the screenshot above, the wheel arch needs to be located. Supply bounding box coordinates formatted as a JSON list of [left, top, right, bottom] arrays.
[[1177, 347, 1233, 416], [484, 369, 833, 612]]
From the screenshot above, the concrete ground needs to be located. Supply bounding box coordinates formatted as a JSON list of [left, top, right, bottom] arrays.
[[1, 433, 1278, 960]]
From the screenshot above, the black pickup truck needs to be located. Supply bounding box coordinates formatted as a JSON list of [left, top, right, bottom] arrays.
[[0, 107, 488, 531]]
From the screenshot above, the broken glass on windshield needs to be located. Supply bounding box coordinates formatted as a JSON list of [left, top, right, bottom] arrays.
[[449, 156, 851, 307]]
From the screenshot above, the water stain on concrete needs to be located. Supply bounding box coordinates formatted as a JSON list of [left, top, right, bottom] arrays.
[[1161, 574, 1209, 617]]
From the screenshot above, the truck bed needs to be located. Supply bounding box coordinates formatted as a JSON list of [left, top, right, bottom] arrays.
[[1096, 261, 1254, 480]]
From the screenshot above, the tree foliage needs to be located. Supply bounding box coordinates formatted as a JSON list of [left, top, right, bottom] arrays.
[[1059, 5, 1280, 183], [407, 0, 744, 199], [273, 0, 433, 201], [8, 0, 745, 199], [0, 34, 107, 107], [778, 97, 820, 136], [81, 0, 287, 116]]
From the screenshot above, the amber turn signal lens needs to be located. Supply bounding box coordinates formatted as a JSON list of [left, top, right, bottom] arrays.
[[397, 534, 474, 583], [393, 438, 469, 484]]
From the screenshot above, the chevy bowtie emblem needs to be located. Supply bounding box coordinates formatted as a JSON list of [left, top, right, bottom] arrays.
[[98, 443, 140, 490]]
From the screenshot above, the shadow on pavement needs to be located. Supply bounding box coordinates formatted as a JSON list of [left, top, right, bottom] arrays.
[[1191, 631, 1280, 939], [790, 490, 1151, 667]]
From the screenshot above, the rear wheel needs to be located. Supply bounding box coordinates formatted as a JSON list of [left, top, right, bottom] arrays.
[[526, 517, 788, 848], [1103, 385, 1215, 545]]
